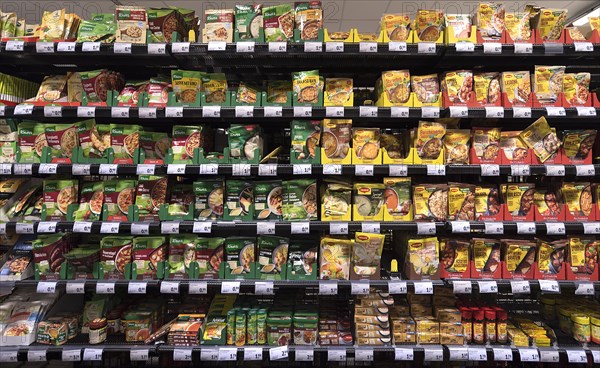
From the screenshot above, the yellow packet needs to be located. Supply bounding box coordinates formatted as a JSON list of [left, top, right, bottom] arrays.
[[502, 71, 531, 104], [539, 9, 568, 41]]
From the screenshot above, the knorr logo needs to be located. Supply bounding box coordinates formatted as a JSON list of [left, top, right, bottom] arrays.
[[19, 128, 33, 135], [112, 128, 124, 134]]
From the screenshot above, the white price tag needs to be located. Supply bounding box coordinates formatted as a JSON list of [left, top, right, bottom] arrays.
[[418, 42, 436, 53], [390, 106, 410, 118], [173, 349, 192, 361], [258, 164, 277, 176], [264, 106, 282, 117], [111, 106, 129, 118], [478, 280, 498, 293], [13, 163, 32, 175], [193, 221, 212, 234], [0, 351, 17, 362], [351, 281, 370, 295], [318, 281, 338, 295], [546, 222, 565, 235], [539, 280, 560, 293], [244, 347, 262, 361], [576, 164, 595, 176], [519, 348, 539, 362], [57, 42, 76, 52], [468, 348, 487, 361], [304, 42, 322, 52], [0, 106, 4, 116], [66, 282, 85, 294], [451, 221, 471, 233], [485, 106, 504, 118], [388, 281, 407, 294], [414, 281, 434, 294], [514, 43, 533, 54], [147, 43, 166, 54], [330, 222, 348, 234], [511, 164, 530, 176], [327, 348, 346, 362], [255, 281, 274, 295], [481, 164, 500, 176], [96, 282, 115, 294], [114, 43, 131, 53], [325, 106, 344, 117], [37, 281, 57, 293], [453, 280, 472, 294], [540, 349, 560, 363], [160, 281, 180, 294], [426, 164, 446, 176], [544, 43, 564, 54], [14, 104, 33, 115], [575, 106, 596, 116], [421, 106, 440, 118], [517, 222, 536, 234], [236, 41, 255, 53], [131, 223, 150, 235], [199, 164, 219, 175], [455, 42, 474, 52], [14, 351, 42, 365], [592, 350, 600, 363], [207, 41, 227, 51], [165, 106, 184, 118], [139, 107, 157, 119], [38, 163, 58, 174], [43, 105, 62, 117], [161, 221, 180, 234], [232, 164, 251, 176], [189, 281, 208, 294], [16, 223, 34, 234], [511, 280, 531, 294], [424, 348, 444, 361], [0, 223, 7, 235], [62, 349, 81, 361], [417, 222, 436, 235], [493, 348, 513, 361], [128, 282, 147, 294], [83, 349, 103, 361], [0, 163, 11, 174], [77, 106, 95, 118], [73, 221, 93, 233], [389, 164, 408, 176], [359, 42, 377, 53], [202, 105, 221, 117], [99, 164, 118, 175], [37, 221, 57, 233], [359, 106, 378, 117], [221, 281, 241, 294], [269, 346, 289, 361], [171, 42, 190, 53], [200, 348, 218, 361], [483, 42, 502, 53], [355, 164, 374, 176], [449, 105, 468, 118], [219, 348, 237, 361], [82, 42, 101, 52], [323, 164, 342, 175], [355, 348, 374, 361], [545, 106, 566, 116], [130, 349, 149, 361], [257, 222, 275, 235], [512, 106, 532, 118], [575, 282, 595, 295], [448, 347, 469, 361], [235, 105, 254, 117], [295, 347, 314, 362], [293, 106, 312, 117], [388, 41, 407, 52], [293, 164, 312, 175], [136, 164, 155, 175], [268, 42, 287, 52], [394, 348, 413, 361], [574, 42, 594, 52], [361, 222, 380, 233], [325, 42, 344, 52], [484, 222, 504, 234], [291, 222, 310, 234], [583, 222, 600, 234], [167, 164, 186, 175], [6, 40, 24, 51]]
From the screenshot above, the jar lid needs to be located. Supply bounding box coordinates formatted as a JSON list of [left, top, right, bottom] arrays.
[[89, 318, 107, 329], [571, 313, 590, 324], [590, 314, 600, 325]]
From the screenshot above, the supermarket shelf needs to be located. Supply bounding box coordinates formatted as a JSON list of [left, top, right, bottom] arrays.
[[2, 163, 599, 177], [1, 221, 597, 236]]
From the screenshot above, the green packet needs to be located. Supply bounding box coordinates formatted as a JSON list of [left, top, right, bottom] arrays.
[[104, 179, 137, 221], [135, 175, 168, 221], [18, 121, 47, 163], [73, 182, 103, 221], [43, 179, 78, 220], [139, 131, 170, 162], [167, 234, 198, 276], [44, 123, 79, 160], [282, 179, 317, 221]]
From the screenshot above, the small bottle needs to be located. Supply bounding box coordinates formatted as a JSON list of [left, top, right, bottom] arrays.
[[496, 309, 508, 344], [484, 308, 497, 343], [89, 318, 107, 344], [461, 308, 473, 343], [389, 259, 400, 279], [473, 310, 485, 344]]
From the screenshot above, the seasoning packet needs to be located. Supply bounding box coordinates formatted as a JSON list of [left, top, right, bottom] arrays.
[[474, 72, 501, 104], [566, 27, 586, 41], [282, 179, 317, 221], [354, 183, 385, 219], [471, 127, 501, 161], [45, 123, 79, 159], [319, 237, 352, 280], [100, 236, 133, 279], [43, 179, 78, 220], [353, 128, 380, 161], [254, 181, 283, 221], [202, 73, 228, 104], [506, 183, 535, 217], [377, 70, 411, 104], [295, 1, 323, 40], [445, 14, 472, 39], [505, 12, 531, 41], [257, 235, 289, 279], [146, 76, 171, 105], [499, 131, 529, 162], [236, 82, 260, 104], [235, 4, 263, 40], [32, 233, 70, 280], [225, 237, 255, 277], [135, 175, 168, 221], [171, 70, 203, 104], [567, 237, 598, 276], [411, 74, 439, 104], [413, 184, 448, 221], [536, 238, 567, 275], [203, 9, 234, 42], [414, 9, 444, 41], [445, 70, 473, 103], [444, 129, 470, 164], [407, 237, 439, 276], [325, 78, 352, 105], [293, 70, 320, 104], [264, 4, 294, 42], [35, 75, 68, 103], [439, 239, 470, 276], [80, 69, 125, 103], [104, 179, 137, 221], [562, 130, 596, 161], [172, 125, 209, 161], [148, 8, 186, 43], [476, 3, 505, 40], [321, 119, 351, 160], [562, 182, 593, 217], [380, 14, 411, 41], [139, 131, 170, 163], [18, 122, 48, 163], [228, 124, 263, 161], [194, 179, 224, 220], [132, 236, 167, 279], [291, 120, 320, 162], [503, 240, 536, 276], [534, 65, 565, 104], [381, 130, 408, 159], [267, 80, 292, 104], [352, 232, 385, 277], [77, 14, 117, 43], [321, 179, 352, 220], [167, 234, 197, 278], [67, 72, 83, 103], [167, 183, 194, 217], [73, 182, 103, 221], [287, 240, 317, 279], [534, 186, 562, 218], [539, 9, 568, 41], [501, 71, 531, 104], [383, 177, 411, 217], [448, 183, 475, 221], [196, 237, 224, 278], [115, 6, 148, 43], [224, 180, 253, 220], [562, 73, 590, 105], [39, 9, 65, 40], [415, 121, 446, 160], [110, 124, 141, 163], [519, 117, 560, 163], [472, 238, 501, 275]]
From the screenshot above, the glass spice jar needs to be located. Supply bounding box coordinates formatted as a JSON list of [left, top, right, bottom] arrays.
[[89, 317, 108, 344]]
